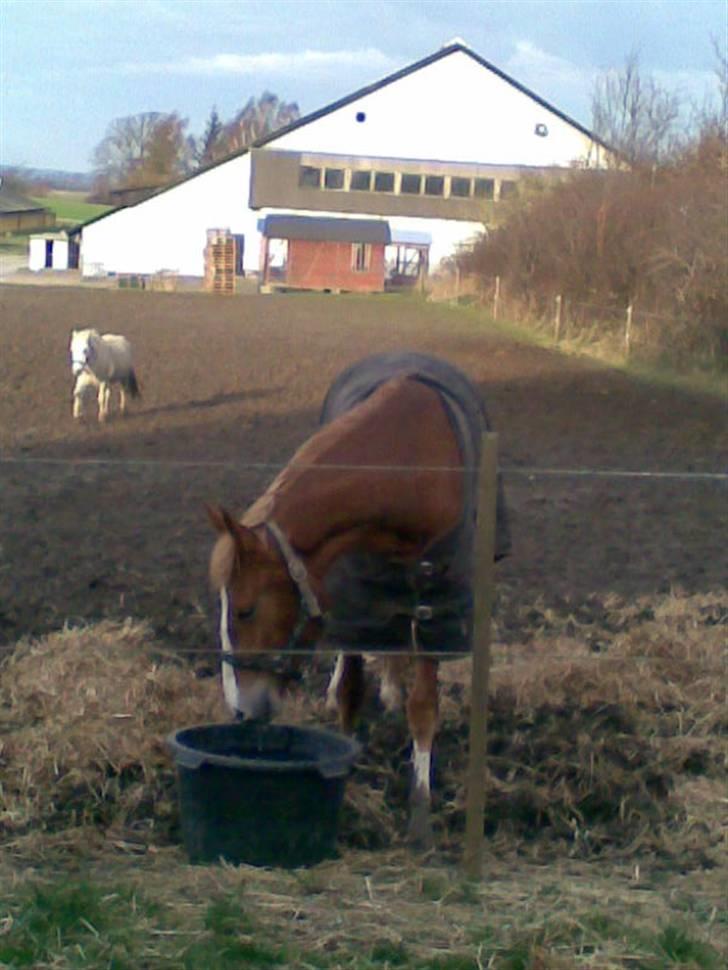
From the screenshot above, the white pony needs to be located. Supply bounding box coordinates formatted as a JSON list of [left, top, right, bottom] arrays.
[[70, 328, 140, 422]]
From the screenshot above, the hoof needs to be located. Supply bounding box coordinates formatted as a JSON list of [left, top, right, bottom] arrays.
[[407, 803, 434, 850]]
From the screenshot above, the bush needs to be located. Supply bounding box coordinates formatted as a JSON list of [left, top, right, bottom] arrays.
[[459, 130, 728, 368]]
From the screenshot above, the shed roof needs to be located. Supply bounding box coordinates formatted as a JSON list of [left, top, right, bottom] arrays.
[[0, 184, 50, 214], [262, 215, 391, 244]]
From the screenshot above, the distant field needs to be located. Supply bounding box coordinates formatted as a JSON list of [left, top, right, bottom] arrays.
[[31, 191, 111, 225]]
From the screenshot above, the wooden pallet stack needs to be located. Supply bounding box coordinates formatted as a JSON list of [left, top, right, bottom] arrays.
[[204, 229, 235, 294]]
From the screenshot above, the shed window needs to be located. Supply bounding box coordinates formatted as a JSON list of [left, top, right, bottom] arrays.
[[450, 177, 471, 198], [352, 243, 371, 272], [500, 179, 518, 199], [350, 170, 372, 191], [424, 175, 444, 196], [324, 168, 345, 190], [473, 178, 495, 200], [299, 166, 321, 188], [373, 171, 395, 192], [400, 173, 422, 194]]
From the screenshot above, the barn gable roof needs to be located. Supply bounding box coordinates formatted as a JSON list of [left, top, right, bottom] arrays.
[[77, 41, 611, 232], [255, 41, 607, 153]]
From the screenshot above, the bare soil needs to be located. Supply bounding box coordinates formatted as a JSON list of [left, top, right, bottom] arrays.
[[0, 284, 725, 659]]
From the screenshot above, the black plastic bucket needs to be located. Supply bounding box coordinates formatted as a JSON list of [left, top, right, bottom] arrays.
[[167, 722, 361, 868]]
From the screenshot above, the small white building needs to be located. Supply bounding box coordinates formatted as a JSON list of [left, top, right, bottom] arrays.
[[79, 41, 613, 281], [28, 232, 79, 272]]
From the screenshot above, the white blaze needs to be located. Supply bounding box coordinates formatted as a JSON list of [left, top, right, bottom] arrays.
[[219, 587, 240, 713]]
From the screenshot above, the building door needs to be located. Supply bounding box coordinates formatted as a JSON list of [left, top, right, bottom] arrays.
[[233, 234, 245, 276], [45, 240, 53, 268]]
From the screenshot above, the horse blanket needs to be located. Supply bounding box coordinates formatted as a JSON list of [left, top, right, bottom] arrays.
[[319, 352, 510, 656]]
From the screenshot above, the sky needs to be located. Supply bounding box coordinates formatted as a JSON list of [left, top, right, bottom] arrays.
[[1, 0, 725, 174]]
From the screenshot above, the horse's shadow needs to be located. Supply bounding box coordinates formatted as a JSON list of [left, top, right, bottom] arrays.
[[131, 389, 278, 419]]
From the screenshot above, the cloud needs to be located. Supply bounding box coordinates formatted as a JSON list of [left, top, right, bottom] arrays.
[[121, 48, 396, 79], [506, 40, 592, 90]]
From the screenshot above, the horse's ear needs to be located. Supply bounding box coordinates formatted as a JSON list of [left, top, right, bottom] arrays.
[[206, 505, 260, 553], [207, 503, 235, 534]]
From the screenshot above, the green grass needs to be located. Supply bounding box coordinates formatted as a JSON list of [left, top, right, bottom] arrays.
[[1, 872, 723, 970], [30, 192, 112, 226], [424, 295, 727, 400]]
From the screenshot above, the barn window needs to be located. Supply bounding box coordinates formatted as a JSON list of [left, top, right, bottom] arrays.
[[350, 170, 372, 191], [400, 173, 422, 194], [373, 171, 395, 192], [324, 168, 345, 190], [473, 178, 495, 200], [352, 243, 371, 272], [500, 180, 518, 199], [424, 175, 444, 196], [450, 177, 471, 197], [299, 166, 321, 188]]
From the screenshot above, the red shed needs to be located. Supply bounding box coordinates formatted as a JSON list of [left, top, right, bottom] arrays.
[[260, 215, 391, 293]]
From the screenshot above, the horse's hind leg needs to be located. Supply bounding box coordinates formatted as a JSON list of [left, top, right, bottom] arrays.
[[406, 657, 439, 848], [379, 656, 407, 712], [98, 382, 111, 422], [119, 384, 127, 415], [327, 654, 365, 734]]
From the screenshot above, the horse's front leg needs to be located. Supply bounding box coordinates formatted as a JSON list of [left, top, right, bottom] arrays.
[[98, 382, 110, 422], [72, 378, 82, 419], [326, 653, 365, 734], [119, 383, 127, 415], [406, 656, 439, 848]]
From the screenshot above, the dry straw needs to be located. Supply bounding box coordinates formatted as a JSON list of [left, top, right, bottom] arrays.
[[0, 591, 725, 868]]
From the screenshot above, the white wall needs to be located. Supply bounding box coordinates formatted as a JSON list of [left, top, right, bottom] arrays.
[[271, 49, 603, 168], [52, 239, 69, 270], [80, 47, 605, 279], [82, 154, 257, 277], [28, 237, 47, 272]]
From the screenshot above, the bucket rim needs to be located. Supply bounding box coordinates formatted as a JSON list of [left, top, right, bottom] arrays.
[[166, 721, 361, 779]]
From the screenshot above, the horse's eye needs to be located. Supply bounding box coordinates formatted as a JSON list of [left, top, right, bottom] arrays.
[[236, 607, 255, 622]]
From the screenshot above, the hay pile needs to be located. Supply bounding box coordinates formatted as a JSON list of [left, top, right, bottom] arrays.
[[0, 620, 226, 841], [341, 590, 727, 864], [438, 590, 727, 863], [0, 591, 725, 869]]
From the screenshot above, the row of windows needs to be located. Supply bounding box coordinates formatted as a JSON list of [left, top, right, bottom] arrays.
[[299, 165, 518, 201]]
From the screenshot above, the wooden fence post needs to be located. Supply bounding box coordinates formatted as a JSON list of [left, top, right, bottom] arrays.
[[554, 294, 563, 341], [463, 432, 498, 879], [625, 304, 633, 358], [493, 276, 500, 320]]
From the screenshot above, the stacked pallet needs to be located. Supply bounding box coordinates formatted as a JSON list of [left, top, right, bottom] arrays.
[[204, 229, 235, 294]]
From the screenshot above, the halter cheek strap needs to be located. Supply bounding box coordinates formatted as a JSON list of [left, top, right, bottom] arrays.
[[265, 519, 323, 646]]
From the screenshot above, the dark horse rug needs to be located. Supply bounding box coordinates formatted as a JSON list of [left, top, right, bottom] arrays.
[[319, 352, 510, 657]]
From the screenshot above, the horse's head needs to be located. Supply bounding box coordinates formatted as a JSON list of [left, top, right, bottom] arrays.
[[207, 505, 304, 720], [69, 329, 98, 376]]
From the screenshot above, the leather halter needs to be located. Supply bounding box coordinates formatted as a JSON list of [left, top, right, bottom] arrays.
[[219, 518, 323, 691], [265, 519, 323, 647]]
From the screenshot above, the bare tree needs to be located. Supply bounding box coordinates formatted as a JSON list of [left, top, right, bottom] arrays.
[[220, 92, 300, 154], [92, 112, 192, 190], [591, 50, 682, 166]]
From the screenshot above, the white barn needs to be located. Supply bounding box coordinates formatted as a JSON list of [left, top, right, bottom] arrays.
[[79, 41, 612, 281]]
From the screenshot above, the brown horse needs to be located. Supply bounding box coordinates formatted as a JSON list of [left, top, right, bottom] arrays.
[[207, 352, 509, 845]]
